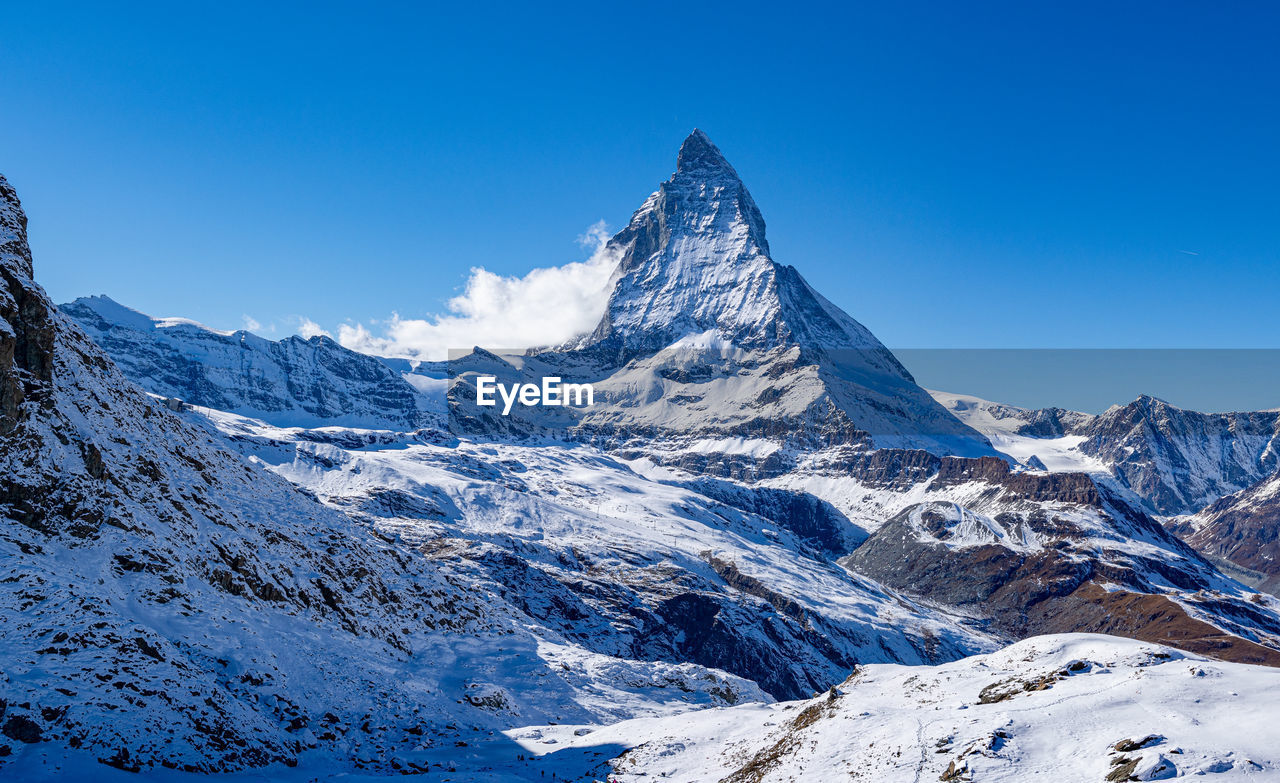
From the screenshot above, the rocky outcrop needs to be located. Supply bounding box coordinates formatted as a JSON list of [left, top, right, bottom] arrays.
[[0, 175, 54, 433], [673, 476, 867, 555]]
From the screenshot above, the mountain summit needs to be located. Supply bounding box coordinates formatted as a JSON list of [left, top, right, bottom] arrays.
[[563, 132, 996, 458], [675, 128, 740, 178], [586, 130, 895, 360]]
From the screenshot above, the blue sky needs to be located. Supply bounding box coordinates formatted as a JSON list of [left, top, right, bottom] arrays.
[[3, 2, 1279, 406]]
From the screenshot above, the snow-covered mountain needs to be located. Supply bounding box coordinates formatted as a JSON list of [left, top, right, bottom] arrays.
[[68, 290, 1280, 685], [934, 389, 1280, 517], [1076, 395, 1280, 515], [61, 294, 440, 430], [3, 166, 1013, 776], [584, 130, 899, 356], [526, 130, 997, 458]]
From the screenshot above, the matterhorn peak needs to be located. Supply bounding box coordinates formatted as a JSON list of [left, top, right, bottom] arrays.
[[585, 131, 886, 356], [675, 129, 740, 180]]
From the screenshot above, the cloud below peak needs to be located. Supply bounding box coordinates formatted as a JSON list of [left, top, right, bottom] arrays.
[[334, 221, 619, 361]]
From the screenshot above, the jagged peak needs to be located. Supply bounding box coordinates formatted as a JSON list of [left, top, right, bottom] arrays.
[[675, 129, 739, 180], [1131, 394, 1177, 411]]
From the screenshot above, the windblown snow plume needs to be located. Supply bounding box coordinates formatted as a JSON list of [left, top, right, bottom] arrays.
[[336, 221, 619, 360]]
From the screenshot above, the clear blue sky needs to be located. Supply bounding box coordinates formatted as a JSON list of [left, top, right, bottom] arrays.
[[4, 2, 1279, 364]]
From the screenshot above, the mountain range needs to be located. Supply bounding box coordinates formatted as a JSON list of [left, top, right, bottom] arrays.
[[5, 131, 1280, 778]]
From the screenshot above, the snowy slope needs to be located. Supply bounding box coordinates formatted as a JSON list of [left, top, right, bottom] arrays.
[[10, 636, 1279, 782], [929, 390, 1101, 472], [542, 634, 1280, 783], [186, 405, 996, 702]]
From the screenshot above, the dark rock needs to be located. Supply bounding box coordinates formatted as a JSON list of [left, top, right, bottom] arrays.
[[1, 714, 43, 744]]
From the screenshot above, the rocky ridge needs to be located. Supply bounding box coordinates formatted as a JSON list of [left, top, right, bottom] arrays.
[[62, 295, 438, 430]]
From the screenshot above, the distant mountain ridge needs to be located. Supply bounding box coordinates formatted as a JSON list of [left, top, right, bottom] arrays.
[[1077, 395, 1280, 515], [935, 389, 1280, 516], [62, 294, 439, 430]]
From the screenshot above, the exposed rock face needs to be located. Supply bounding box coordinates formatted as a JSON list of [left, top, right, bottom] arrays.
[[445, 539, 881, 701], [0, 175, 54, 433], [1074, 396, 1280, 515], [1015, 406, 1092, 438], [1182, 470, 1280, 595], [62, 295, 435, 430]]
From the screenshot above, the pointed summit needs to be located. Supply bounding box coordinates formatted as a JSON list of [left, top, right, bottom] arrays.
[[572, 135, 997, 458], [675, 129, 739, 179], [586, 130, 883, 355]]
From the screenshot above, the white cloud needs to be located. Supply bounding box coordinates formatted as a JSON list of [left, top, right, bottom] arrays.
[[335, 222, 620, 361], [577, 219, 612, 250], [296, 317, 332, 339], [242, 314, 262, 332]]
